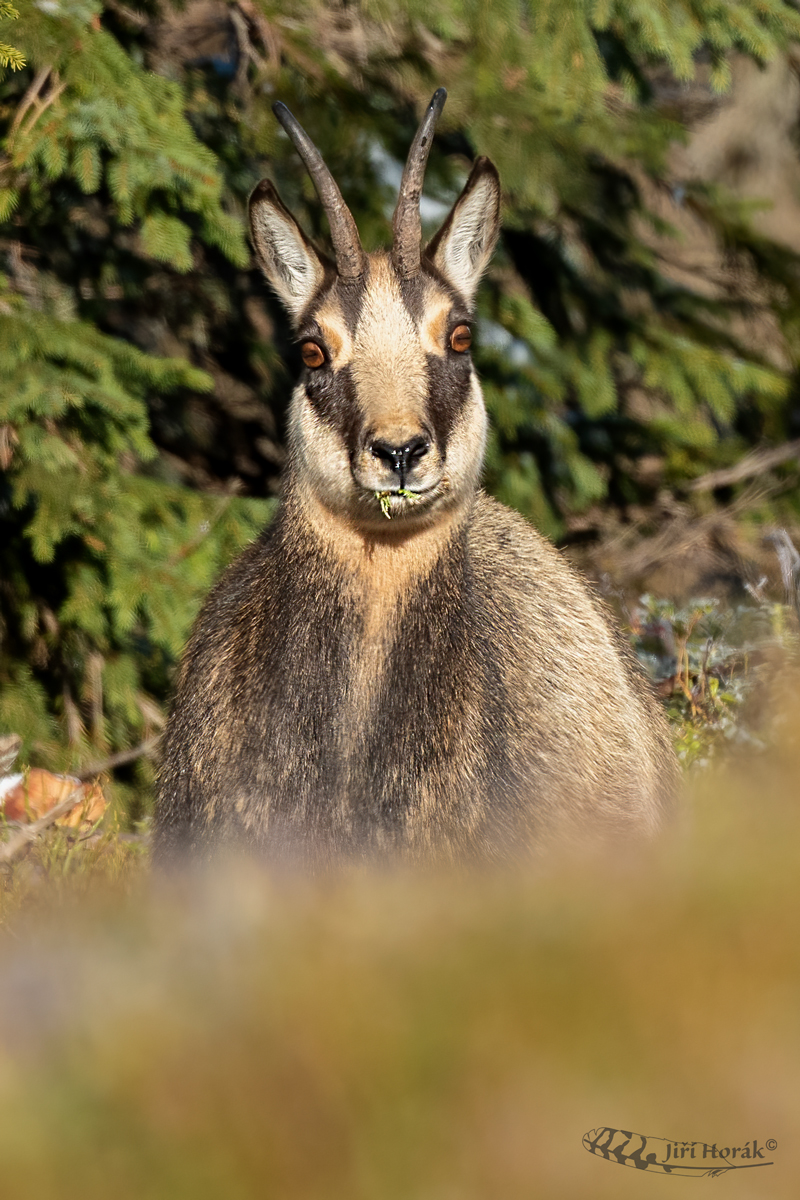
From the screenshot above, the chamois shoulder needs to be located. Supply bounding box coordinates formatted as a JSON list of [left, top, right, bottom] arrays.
[[467, 492, 664, 705], [468, 493, 601, 605]]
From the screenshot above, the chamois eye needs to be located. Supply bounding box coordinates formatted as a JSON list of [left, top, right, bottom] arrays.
[[301, 341, 326, 369], [450, 324, 472, 353]]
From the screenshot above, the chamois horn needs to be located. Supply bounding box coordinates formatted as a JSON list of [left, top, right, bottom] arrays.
[[272, 101, 366, 280], [392, 87, 447, 279]]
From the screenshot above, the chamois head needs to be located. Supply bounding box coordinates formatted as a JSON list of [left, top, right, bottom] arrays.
[[249, 89, 501, 530]]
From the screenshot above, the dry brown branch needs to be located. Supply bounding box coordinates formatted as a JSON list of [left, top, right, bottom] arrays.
[[76, 735, 161, 782], [14, 75, 67, 148], [230, 6, 267, 86], [0, 424, 18, 470], [62, 684, 83, 747], [235, 0, 281, 71], [229, 7, 251, 89], [104, 0, 150, 28], [8, 66, 51, 142], [86, 652, 104, 745], [764, 529, 800, 620], [0, 788, 84, 865], [137, 694, 166, 731], [686, 439, 800, 493], [0, 735, 21, 776], [589, 483, 770, 595]]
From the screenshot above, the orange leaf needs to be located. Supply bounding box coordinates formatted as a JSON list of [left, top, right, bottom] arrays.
[[0, 769, 107, 827]]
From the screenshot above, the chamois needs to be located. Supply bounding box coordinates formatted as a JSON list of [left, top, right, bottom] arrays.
[[155, 89, 678, 865]]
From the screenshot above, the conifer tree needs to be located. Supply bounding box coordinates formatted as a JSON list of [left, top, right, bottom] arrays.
[[0, 0, 23, 73]]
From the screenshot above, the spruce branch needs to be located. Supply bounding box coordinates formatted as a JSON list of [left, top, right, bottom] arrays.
[[0, 0, 24, 72], [0, 42, 24, 71]]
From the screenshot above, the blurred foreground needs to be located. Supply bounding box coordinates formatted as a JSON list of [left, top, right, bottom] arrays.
[[0, 684, 799, 1198]]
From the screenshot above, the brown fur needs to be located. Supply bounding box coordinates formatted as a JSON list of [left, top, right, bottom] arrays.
[[155, 107, 678, 866]]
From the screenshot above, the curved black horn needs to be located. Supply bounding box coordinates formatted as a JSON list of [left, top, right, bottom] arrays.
[[273, 102, 365, 280], [392, 88, 447, 279]]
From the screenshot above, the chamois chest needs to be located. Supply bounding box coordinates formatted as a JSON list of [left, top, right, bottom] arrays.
[[160, 501, 521, 859]]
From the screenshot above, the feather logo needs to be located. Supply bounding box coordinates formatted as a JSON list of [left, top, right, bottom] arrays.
[[582, 1128, 776, 1176]]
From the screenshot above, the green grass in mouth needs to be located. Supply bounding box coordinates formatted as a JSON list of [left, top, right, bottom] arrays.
[[375, 489, 419, 519]]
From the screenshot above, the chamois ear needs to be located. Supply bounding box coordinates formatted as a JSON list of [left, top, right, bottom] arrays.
[[249, 179, 329, 323], [426, 157, 501, 305]]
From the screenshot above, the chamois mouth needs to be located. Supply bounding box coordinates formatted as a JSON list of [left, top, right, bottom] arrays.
[[375, 487, 424, 520], [365, 480, 449, 522]]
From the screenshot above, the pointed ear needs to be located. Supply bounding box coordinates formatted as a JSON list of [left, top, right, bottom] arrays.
[[249, 180, 329, 323], [426, 158, 501, 305]]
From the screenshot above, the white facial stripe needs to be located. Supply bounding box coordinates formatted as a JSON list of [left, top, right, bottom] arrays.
[[442, 375, 487, 491], [350, 256, 428, 427], [419, 293, 452, 357], [290, 388, 353, 512], [314, 297, 354, 369]]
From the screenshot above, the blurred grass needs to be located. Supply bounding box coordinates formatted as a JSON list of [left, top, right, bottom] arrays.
[[0, 822, 147, 926], [0, 682, 799, 1197]]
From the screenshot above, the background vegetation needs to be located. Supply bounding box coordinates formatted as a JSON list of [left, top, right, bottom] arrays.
[[2, 0, 800, 813]]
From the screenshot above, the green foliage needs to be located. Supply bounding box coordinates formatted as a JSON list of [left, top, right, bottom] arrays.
[[4, 3, 246, 264], [0, 0, 270, 788], [2, 0, 800, 809], [0, 1, 24, 73], [0, 266, 270, 775]]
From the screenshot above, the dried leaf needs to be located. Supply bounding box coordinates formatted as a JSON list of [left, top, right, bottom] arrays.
[[0, 768, 106, 828]]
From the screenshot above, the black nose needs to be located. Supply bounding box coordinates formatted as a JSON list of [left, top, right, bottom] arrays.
[[370, 436, 430, 486]]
